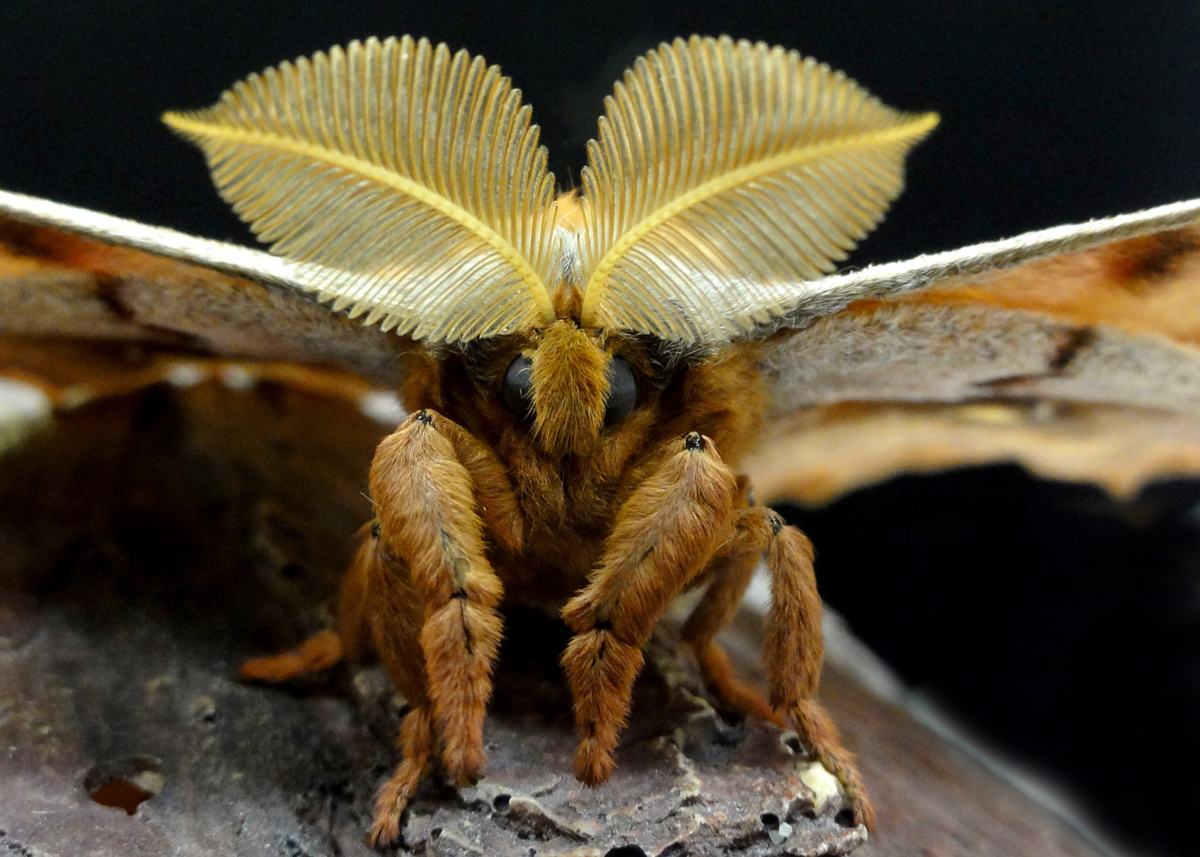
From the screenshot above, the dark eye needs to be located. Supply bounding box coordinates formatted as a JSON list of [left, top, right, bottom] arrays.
[[604, 356, 637, 426], [503, 355, 534, 418]]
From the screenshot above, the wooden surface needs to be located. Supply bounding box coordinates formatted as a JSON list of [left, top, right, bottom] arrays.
[[0, 381, 1107, 856]]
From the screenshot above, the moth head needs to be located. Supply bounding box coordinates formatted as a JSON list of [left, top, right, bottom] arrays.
[[502, 320, 637, 457]]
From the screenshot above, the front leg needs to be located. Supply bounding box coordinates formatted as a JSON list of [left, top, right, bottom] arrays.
[[370, 409, 512, 785], [561, 432, 739, 784], [237, 408, 519, 847]]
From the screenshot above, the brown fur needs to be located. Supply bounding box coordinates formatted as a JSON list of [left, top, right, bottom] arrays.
[[682, 485, 781, 725], [532, 320, 610, 456], [371, 412, 507, 784], [242, 319, 872, 844], [0, 218, 406, 385], [561, 433, 738, 782]]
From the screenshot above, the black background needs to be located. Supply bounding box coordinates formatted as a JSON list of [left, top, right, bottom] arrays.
[[3, 2, 1200, 854]]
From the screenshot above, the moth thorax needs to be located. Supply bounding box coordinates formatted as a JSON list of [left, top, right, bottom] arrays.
[[530, 320, 609, 457]]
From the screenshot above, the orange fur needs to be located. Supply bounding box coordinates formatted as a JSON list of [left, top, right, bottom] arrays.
[[371, 411, 505, 784], [682, 497, 781, 725], [561, 629, 644, 784], [336, 528, 376, 664], [762, 516, 875, 830], [436, 419, 525, 553], [243, 324, 871, 844], [237, 629, 343, 683], [763, 521, 824, 706], [357, 514, 439, 846], [369, 705, 434, 848], [561, 432, 738, 781], [531, 320, 610, 456]]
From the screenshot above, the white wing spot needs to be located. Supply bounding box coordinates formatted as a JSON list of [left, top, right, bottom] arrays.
[[0, 378, 53, 453], [167, 363, 208, 388], [220, 365, 256, 390], [359, 391, 407, 426]]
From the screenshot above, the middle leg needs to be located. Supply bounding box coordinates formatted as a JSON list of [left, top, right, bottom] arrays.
[[561, 432, 739, 785], [680, 479, 781, 725]]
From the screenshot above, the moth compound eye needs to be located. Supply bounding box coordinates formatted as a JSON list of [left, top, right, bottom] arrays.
[[604, 356, 637, 426], [503, 355, 535, 419]]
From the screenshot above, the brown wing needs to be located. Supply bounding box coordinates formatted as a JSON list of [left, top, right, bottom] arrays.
[[0, 214, 405, 388], [749, 223, 1200, 504]]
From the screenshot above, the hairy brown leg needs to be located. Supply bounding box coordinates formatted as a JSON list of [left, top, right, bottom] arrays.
[[363, 529, 434, 848], [336, 523, 376, 664], [561, 432, 739, 785], [759, 511, 876, 832], [371, 410, 507, 786], [236, 520, 434, 847], [680, 481, 780, 725], [240, 409, 520, 848], [236, 630, 344, 683], [239, 406, 522, 684], [237, 522, 377, 683], [434, 417, 524, 554]]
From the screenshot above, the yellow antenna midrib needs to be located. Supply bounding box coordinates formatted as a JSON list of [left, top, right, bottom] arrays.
[[163, 111, 556, 323], [580, 112, 940, 323]]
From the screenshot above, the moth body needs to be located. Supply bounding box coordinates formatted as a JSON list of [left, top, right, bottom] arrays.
[[335, 321, 842, 845], [395, 291, 765, 608]]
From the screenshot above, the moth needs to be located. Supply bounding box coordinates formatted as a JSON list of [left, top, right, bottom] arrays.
[[4, 33, 1200, 848]]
